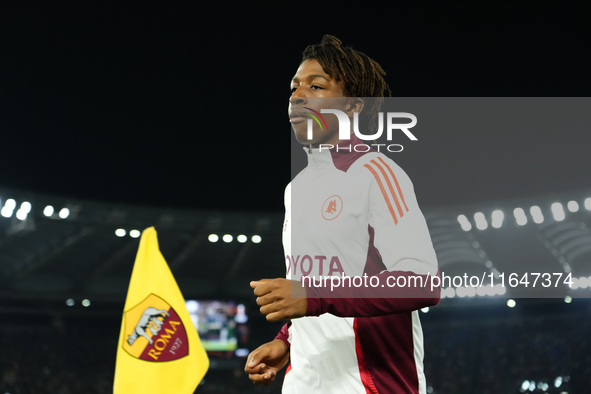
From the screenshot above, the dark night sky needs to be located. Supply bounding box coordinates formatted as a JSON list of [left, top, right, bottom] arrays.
[[1, 2, 590, 213]]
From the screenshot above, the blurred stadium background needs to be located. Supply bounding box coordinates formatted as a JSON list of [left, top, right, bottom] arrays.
[[1, 186, 590, 394]]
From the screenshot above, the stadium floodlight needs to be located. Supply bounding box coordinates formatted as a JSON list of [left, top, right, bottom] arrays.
[[4, 199, 16, 210], [567, 200, 579, 212], [491, 210, 504, 228], [585, 197, 591, 210], [578, 276, 588, 289], [252, 235, 262, 244], [129, 230, 141, 238], [465, 286, 476, 297], [495, 284, 506, 295], [43, 205, 54, 217], [81, 299, 91, 307], [513, 207, 527, 225], [237, 234, 247, 243], [564, 296, 572, 304], [208, 234, 219, 243], [223, 234, 233, 243], [420, 307, 429, 313], [474, 212, 488, 230], [457, 214, 472, 231], [507, 299, 516, 308], [521, 380, 530, 392], [15, 209, 28, 221], [59, 208, 70, 219], [445, 287, 455, 298], [529, 206, 544, 224], [528, 381, 535, 391], [554, 377, 563, 388], [570, 277, 579, 290], [185, 300, 199, 313], [20, 201, 31, 213], [476, 285, 487, 297], [66, 299, 75, 306], [456, 286, 466, 298], [551, 202, 565, 222], [1, 206, 13, 217], [15, 202, 31, 220], [486, 285, 497, 296], [1, 198, 16, 218], [115, 229, 126, 237]]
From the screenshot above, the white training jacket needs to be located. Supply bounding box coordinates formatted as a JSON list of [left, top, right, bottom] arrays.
[[277, 134, 440, 394]]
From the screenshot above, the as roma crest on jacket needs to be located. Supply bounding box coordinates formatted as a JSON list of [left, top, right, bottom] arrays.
[[123, 293, 189, 362]]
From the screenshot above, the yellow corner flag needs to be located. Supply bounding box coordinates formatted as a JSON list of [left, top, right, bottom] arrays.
[[114, 227, 209, 393]]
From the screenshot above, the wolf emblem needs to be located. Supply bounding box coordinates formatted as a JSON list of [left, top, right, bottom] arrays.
[[325, 200, 337, 214], [127, 307, 170, 346]]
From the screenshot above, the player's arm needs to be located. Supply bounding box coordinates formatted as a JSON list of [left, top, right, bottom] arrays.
[[244, 332, 290, 386]]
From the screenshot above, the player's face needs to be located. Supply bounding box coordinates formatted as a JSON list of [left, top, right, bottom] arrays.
[[289, 59, 350, 147]]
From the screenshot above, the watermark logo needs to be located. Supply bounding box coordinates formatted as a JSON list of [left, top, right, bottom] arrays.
[[305, 109, 417, 152], [303, 107, 329, 139]]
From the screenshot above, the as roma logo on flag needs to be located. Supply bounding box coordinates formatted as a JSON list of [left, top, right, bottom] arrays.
[[123, 293, 189, 362]]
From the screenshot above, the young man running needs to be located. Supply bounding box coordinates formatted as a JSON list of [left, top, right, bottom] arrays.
[[245, 35, 440, 394]]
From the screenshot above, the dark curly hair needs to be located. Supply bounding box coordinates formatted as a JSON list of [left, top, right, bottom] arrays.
[[301, 34, 391, 132]]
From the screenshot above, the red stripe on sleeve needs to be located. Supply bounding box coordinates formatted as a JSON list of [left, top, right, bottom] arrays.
[[370, 159, 405, 218], [364, 164, 398, 225], [377, 157, 409, 212]]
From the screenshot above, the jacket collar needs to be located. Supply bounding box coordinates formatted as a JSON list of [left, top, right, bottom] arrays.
[[303, 134, 368, 168]]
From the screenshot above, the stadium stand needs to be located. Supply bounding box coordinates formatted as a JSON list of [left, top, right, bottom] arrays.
[[1, 186, 590, 393]]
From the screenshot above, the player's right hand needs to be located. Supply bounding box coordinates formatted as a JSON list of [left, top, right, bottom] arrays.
[[244, 338, 290, 386]]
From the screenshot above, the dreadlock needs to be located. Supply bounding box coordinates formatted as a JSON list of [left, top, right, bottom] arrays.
[[301, 34, 391, 132]]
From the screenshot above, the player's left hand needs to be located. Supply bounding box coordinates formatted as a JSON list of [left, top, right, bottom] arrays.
[[250, 278, 307, 322]]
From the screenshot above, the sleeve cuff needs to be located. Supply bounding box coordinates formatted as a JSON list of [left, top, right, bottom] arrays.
[[274, 335, 291, 349], [274, 322, 292, 349]]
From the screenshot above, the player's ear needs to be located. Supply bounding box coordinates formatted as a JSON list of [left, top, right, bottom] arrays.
[[345, 97, 364, 118]]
